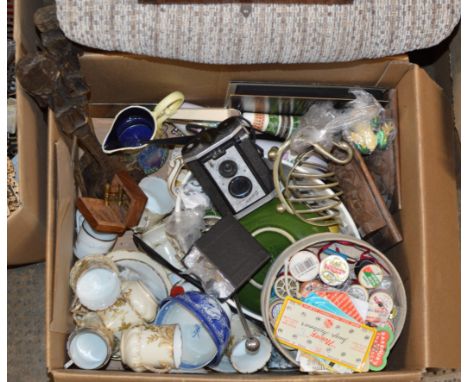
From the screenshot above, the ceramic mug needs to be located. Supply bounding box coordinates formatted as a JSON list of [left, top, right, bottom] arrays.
[[98, 280, 158, 335], [67, 314, 114, 371], [134, 176, 175, 233], [226, 314, 272, 374], [120, 324, 182, 372], [70, 256, 121, 311], [74, 218, 118, 259]]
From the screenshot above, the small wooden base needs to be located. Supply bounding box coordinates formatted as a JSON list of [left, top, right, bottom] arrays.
[[77, 172, 147, 234]]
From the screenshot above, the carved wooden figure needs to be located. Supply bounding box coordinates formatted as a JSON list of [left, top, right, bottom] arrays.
[[16, 5, 121, 197]]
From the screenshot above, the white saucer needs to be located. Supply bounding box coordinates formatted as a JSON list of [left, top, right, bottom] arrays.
[[108, 250, 172, 303]]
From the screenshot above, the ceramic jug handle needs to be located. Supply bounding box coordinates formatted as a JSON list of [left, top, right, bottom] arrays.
[[152, 91, 185, 126]]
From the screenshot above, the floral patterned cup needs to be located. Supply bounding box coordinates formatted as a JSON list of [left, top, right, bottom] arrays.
[[120, 324, 182, 372], [97, 280, 158, 336], [69, 255, 121, 311]]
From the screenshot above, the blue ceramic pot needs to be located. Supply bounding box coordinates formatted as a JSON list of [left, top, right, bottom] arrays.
[[155, 291, 230, 368]]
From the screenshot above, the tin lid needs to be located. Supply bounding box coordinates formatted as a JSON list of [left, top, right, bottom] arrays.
[[289, 251, 320, 282], [367, 291, 394, 325], [358, 264, 384, 289], [269, 299, 284, 324], [346, 284, 369, 302], [274, 275, 300, 299], [319, 255, 350, 286], [353, 258, 375, 277]]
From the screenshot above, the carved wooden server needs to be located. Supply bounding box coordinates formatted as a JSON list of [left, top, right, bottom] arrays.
[[330, 146, 402, 250], [16, 5, 122, 198]]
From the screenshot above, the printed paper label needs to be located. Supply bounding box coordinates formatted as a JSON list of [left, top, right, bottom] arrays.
[[274, 297, 376, 372], [369, 326, 394, 371]]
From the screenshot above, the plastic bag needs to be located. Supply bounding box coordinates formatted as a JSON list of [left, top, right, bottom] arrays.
[[336, 90, 396, 154], [165, 205, 205, 255], [183, 246, 235, 300], [290, 101, 340, 154], [290, 89, 397, 156], [165, 176, 211, 254]]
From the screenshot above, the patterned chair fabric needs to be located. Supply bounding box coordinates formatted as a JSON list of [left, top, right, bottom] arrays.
[[56, 0, 460, 64]]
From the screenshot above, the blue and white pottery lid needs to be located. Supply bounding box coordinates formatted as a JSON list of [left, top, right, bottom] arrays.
[[158, 291, 231, 365]]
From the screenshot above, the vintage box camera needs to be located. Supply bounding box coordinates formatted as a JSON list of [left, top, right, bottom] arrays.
[[182, 117, 275, 218]]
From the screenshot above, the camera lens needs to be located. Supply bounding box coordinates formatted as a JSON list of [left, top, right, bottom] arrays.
[[228, 176, 253, 199], [219, 160, 238, 178]]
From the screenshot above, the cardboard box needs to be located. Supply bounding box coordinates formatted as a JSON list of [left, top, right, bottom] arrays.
[[10, 1, 456, 380], [43, 57, 460, 381], [7, 0, 48, 265]]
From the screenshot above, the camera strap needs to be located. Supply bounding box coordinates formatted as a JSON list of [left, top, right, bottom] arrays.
[[146, 119, 283, 150], [144, 123, 220, 148]]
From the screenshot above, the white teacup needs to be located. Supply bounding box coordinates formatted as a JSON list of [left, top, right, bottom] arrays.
[[70, 256, 121, 311], [135, 176, 175, 232], [98, 280, 158, 335], [67, 309, 115, 369], [227, 314, 272, 374], [67, 327, 113, 370], [120, 324, 182, 373], [74, 218, 118, 259]]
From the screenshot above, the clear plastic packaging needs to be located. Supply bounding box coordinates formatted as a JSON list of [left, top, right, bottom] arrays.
[[336, 90, 396, 154], [165, 175, 211, 254], [165, 205, 205, 255], [290, 90, 397, 156], [183, 246, 235, 300], [290, 101, 341, 154]]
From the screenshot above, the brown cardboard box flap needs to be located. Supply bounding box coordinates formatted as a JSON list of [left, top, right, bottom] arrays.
[[79, 54, 410, 105], [50, 369, 424, 382], [387, 66, 460, 369], [8, 0, 48, 265], [7, 87, 48, 265]]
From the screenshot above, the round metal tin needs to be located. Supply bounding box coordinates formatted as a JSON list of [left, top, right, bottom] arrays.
[[261, 233, 407, 367]]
